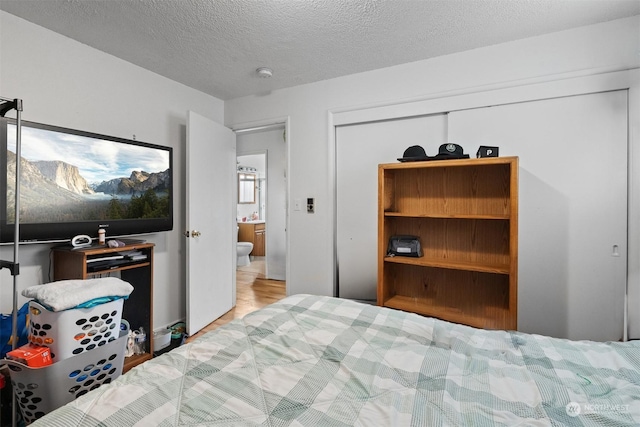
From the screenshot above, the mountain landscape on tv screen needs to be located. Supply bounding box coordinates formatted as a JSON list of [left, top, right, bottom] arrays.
[[6, 150, 170, 223]]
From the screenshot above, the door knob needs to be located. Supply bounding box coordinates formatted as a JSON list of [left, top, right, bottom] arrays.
[[191, 230, 202, 237]]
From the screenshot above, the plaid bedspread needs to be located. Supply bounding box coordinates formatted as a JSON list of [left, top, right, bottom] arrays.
[[34, 294, 640, 426]]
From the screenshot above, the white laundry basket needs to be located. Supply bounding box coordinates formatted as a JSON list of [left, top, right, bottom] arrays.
[[27, 298, 124, 363], [5, 320, 129, 424]]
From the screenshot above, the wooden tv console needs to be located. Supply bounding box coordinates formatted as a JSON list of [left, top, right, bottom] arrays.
[[52, 242, 154, 372]]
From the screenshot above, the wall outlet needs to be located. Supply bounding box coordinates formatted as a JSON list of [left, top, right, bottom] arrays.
[[307, 198, 314, 214]]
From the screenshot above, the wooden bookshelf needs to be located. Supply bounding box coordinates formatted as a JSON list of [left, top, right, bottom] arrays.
[[377, 157, 518, 330]]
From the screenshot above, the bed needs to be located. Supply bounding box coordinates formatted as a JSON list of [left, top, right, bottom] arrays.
[[32, 294, 640, 426]]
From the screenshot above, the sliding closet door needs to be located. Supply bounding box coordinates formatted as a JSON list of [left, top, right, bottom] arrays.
[[336, 114, 447, 300], [449, 90, 627, 341]]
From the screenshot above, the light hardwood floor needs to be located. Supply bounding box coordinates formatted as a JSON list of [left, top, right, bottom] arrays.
[[186, 257, 286, 342]]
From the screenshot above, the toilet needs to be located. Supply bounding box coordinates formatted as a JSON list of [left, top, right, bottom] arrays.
[[237, 227, 253, 266], [237, 242, 253, 266]]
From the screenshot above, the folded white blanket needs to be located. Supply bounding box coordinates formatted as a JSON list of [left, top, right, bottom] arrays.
[[22, 277, 134, 312]]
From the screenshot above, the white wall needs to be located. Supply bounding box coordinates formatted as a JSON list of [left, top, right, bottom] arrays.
[[225, 17, 640, 333], [0, 11, 224, 331]]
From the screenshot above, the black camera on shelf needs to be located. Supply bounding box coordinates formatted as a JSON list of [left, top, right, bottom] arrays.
[[387, 235, 422, 257]]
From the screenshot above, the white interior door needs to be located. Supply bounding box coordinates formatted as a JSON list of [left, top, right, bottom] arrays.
[[335, 114, 447, 300], [186, 111, 236, 336], [449, 90, 627, 341]]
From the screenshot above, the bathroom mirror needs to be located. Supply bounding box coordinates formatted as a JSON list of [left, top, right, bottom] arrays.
[[238, 172, 256, 204]]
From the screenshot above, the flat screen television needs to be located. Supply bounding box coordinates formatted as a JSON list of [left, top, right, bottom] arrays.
[[1, 118, 173, 244]]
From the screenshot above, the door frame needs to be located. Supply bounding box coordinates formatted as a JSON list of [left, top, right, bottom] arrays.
[[329, 69, 640, 339], [231, 117, 290, 293]]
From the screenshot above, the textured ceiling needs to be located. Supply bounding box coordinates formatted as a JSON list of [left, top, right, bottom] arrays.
[[1, 0, 639, 100]]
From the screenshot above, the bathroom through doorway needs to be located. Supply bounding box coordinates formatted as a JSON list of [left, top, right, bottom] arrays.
[[235, 123, 287, 285]]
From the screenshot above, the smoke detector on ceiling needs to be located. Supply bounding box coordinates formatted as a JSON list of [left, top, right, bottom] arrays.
[[256, 67, 273, 78]]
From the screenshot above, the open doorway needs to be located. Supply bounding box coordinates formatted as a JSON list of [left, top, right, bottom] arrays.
[[235, 124, 287, 301], [237, 152, 267, 276]]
